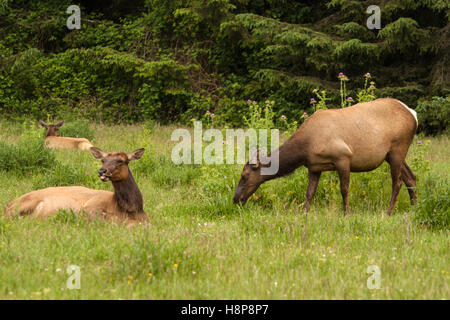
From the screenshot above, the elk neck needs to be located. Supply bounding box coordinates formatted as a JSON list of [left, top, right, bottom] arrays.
[[45, 131, 57, 137], [111, 168, 144, 214], [263, 133, 308, 182]]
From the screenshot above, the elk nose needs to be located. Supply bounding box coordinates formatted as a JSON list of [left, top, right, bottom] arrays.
[[233, 194, 245, 204], [98, 168, 107, 176]]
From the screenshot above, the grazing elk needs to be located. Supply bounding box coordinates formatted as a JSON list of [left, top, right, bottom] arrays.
[[234, 98, 418, 215], [4, 147, 149, 225], [39, 120, 93, 150]]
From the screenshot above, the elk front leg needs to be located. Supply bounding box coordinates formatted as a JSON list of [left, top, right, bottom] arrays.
[[303, 170, 321, 212]]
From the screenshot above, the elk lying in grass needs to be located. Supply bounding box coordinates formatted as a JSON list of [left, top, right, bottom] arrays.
[[4, 147, 149, 225], [39, 120, 93, 150], [234, 98, 418, 215]]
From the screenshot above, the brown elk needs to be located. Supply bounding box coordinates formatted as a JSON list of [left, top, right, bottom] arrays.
[[39, 120, 93, 150], [234, 98, 418, 215], [4, 147, 149, 225]]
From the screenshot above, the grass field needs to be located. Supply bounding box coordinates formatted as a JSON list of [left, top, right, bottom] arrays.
[[0, 121, 448, 299]]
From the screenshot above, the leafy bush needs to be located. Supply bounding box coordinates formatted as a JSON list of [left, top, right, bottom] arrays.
[[0, 0, 449, 130], [1, 47, 194, 123], [412, 174, 450, 230], [416, 96, 450, 135]]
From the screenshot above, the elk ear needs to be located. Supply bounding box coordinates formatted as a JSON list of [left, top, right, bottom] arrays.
[[251, 159, 261, 170], [249, 148, 260, 169], [39, 120, 48, 128], [90, 147, 106, 160], [55, 121, 64, 128], [128, 148, 145, 161]]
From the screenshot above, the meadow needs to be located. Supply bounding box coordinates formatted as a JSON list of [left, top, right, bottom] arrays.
[[0, 121, 448, 299]]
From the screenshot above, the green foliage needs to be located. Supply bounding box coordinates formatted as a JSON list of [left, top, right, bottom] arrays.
[[1, 47, 194, 122], [309, 73, 378, 110], [0, 0, 448, 131], [334, 39, 380, 70], [280, 114, 299, 137], [356, 73, 377, 103], [412, 174, 450, 231], [243, 99, 276, 130], [416, 96, 450, 135], [336, 22, 374, 41], [378, 85, 425, 108], [311, 89, 331, 111], [0, 123, 57, 174], [134, 153, 198, 187], [32, 161, 100, 190], [59, 119, 95, 142], [378, 18, 432, 56]]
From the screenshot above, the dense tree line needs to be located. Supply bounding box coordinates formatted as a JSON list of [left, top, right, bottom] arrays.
[[0, 0, 448, 133]]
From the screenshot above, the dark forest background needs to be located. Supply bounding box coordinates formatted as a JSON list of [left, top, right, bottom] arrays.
[[0, 0, 448, 133]]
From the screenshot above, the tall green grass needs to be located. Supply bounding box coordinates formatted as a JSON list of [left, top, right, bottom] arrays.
[[59, 119, 95, 142], [0, 123, 448, 299], [0, 123, 56, 174], [412, 173, 450, 230]]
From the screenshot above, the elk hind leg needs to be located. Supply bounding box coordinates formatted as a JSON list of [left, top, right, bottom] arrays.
[[386, 153, 404, 215], [336, 160, 351, 215], [401, 162, 417, 205]]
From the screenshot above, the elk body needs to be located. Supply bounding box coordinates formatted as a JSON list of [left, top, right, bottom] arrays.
[[39, 120, 93, 150], [4, 147, 149, 225], [234, 98, 418, 215]]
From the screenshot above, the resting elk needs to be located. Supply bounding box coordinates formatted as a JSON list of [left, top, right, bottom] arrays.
[[234, 98, 418, 215], [4, 147, 149, 225], [39, 120, 93, 150]]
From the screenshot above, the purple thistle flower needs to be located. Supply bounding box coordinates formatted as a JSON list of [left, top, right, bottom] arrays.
[[310, 98, 315, 102], [339, 72, 344, 76], [417, 141, 422, 144], [348, 97, 353, 100], [211, 113, 215, 117], [281, 115, 286, 119]]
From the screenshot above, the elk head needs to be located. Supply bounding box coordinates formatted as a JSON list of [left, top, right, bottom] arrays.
[[39, 120, 64, 137], [90, 147, 145, 182], [233, 150, 267, 205]]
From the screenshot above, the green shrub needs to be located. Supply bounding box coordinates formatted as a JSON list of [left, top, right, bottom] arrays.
[[412, 174, 450, 230], [416, 96, 450, 135]]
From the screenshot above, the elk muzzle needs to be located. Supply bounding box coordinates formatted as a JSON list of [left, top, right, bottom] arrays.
[[98, 168, 111, 182]]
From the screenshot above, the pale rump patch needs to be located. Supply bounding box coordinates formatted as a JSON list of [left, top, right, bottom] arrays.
[[396, 100, 418, 126]]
